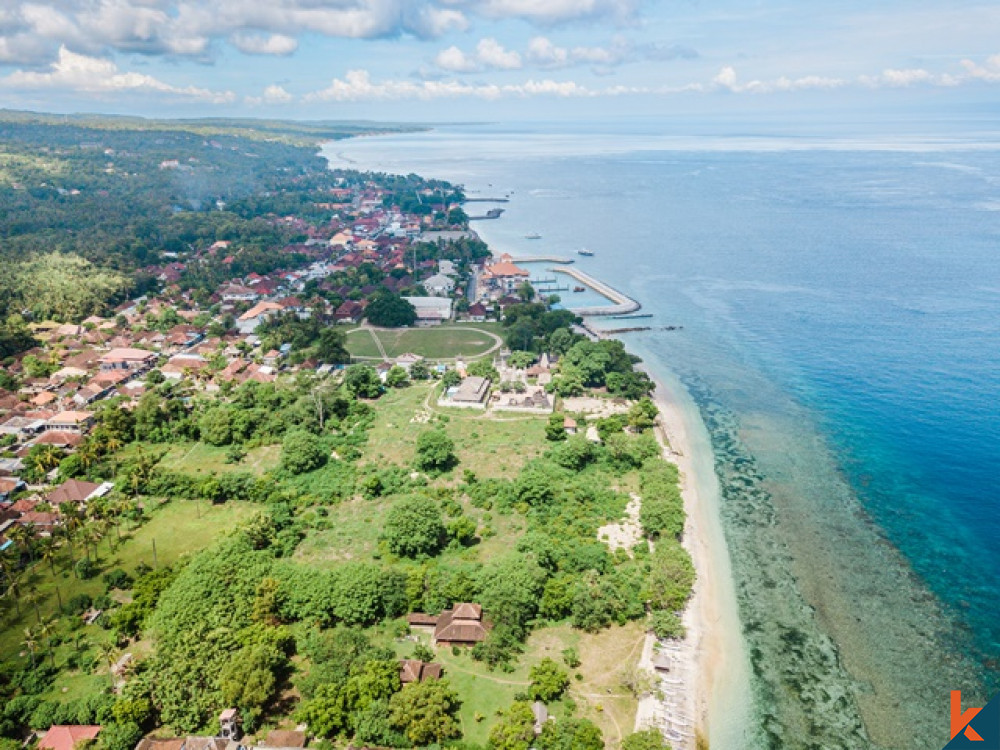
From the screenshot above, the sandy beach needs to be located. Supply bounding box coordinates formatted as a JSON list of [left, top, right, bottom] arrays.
[[634, 366, 754, 749]]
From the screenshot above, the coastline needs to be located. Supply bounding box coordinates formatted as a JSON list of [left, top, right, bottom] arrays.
[[639, 362, 755, 749]]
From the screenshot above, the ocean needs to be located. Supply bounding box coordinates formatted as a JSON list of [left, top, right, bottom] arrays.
[[328, 119, 1000, 749]]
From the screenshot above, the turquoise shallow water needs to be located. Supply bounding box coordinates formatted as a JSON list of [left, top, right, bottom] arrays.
[[331, 120, 1000, 748]]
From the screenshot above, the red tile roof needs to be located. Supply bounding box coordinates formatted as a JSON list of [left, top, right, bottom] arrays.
[[38, 725, 102, 750]]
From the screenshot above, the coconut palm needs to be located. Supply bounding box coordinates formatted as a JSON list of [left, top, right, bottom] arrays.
[[98, 641, 117, 687], [22, 627, 38, 669]]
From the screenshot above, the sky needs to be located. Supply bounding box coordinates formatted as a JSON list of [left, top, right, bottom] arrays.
[[1, 0, 999, 121]]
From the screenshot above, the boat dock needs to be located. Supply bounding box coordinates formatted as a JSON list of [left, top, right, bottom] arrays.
[[509, 255, 575, 264], [468, 208, 505, 220], [549, 267, 641, 316]]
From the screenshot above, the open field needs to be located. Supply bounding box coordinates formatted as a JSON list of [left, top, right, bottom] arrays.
[[362, 382, 549, 479], [345, 323, 503, 361], [392, 621, 645, 747], [156, 442, 281, 476]]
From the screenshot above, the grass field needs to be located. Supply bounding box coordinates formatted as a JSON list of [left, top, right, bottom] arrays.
[[345, 323, 503, 361], [156, 442, 281, 476], [391, 621, 645, 747], [362, 382, 549, 479]]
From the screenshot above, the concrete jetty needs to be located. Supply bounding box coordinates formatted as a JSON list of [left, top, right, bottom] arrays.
[[509, 255, 575, 264], [549, 267, 641, 316]]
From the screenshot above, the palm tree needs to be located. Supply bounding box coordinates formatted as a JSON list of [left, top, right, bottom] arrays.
[[37, 538, 58, 576], [4, 569, 23, 616], [23, 588, 43, 625], [6, 524, 34, 565], [98, 641, 117, 688], [22, 627, 38, 669], [39, 617, 57, 668]]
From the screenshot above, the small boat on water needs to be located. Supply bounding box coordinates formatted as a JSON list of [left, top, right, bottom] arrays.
[[578, 248, 594, 256], [573, 286, 586, 293], [525, 232, 542, 240]]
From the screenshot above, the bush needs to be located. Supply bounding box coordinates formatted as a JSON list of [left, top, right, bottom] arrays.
[[561, 647, 580, 669], [528, 658, 569, 702], [414, 430, 457, 474], [382, 496, 446, 558], [650, 610, 686, 640], [281, 430, 327, 475], [103, 569, 133, 592]]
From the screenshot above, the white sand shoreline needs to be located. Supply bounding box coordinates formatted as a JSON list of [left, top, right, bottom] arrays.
[[634, 365, 754, 749]]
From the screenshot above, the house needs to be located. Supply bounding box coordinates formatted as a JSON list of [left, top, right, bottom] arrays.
[[17, 511, 61, 533], [532, 701, 550, 734], [403, 296, 453, 326], [237, 301, 284, 334], [422, 273, 455, 297], [99, 348, 156, 373], [465, 302, 488, 322], [395, 353, 424, 371], [219, 284, 258, 303], [333, 300, 365, 324], [444, 376, 490, 408], [433, 602, 489, 646], [161, 353, 210, 380], [43, 411, 94, 433], [32, 431, 84, 449], [46, 479, 110, 507], [480, 254, 529, 296], [0, 478, 25, 502], [37, 725, 101, 750], [218, 709, 241, 742], [563, 417, 578, 435], [399, 659, 443, 684]]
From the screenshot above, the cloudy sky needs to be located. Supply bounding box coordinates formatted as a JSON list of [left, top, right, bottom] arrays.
[[1, 0, 999, 119]]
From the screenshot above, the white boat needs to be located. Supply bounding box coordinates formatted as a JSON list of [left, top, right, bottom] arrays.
[[525, 232, 542, 240], [578, 248, 594, 256]]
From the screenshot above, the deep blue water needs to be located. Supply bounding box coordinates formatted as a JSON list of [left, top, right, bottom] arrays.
[[332, 122, 1000, 744]]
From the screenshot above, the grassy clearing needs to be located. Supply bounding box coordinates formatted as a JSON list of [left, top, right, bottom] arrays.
[[292, 495, 389, 568], [346, 324, 503, 361], [361, 382, 549, 480], [0, 500, 256, 662], [155, 442, 281, 476], [391, 621, 644, 747]]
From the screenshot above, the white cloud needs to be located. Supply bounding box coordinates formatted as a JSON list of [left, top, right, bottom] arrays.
[[245, 83, 294, 105], [434, 37, 521, 73], [230, 32, 298, 56], [305, 68, 619, 102], [960, 55, 1000, 82], [475, 37, 521, 70], [434, 45, 478, 73], [0, 44, 236, 102], [0, 0, 646, 66]]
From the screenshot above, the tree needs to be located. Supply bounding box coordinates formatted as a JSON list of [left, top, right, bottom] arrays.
[[650, 609, 685, 640], [517, 281, 535, 302], [528, 658, 569, 702], [199, 406, 233, 446], [297, 683, 350, 738], [414, 430, 457, 474], [366, 291, 417, 328], [622, 729, 673, 750], [388, 678, 462, 746], [281, 429, 327, 475], [343, 364, 384, 399], [545, 413, 568, 442], [408, 360, 430, 380], [645, 539, 695, 612], [441, 369, 462, 388], [467, 358, 499, 382], [383, 496, 446, 558], [536, 717, 604, 750], [316, 327, 350, 364], [220, 643, 286, 723], [385, 365, 409, 388], [627, 397, 659, 432], [97, 723, 144, 750], [488, 701, 536, 750]]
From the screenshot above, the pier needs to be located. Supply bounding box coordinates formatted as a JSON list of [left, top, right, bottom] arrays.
[[549, 267, 642, 316], [509, 254, 576, 264], [468, 208, 505, 220]]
